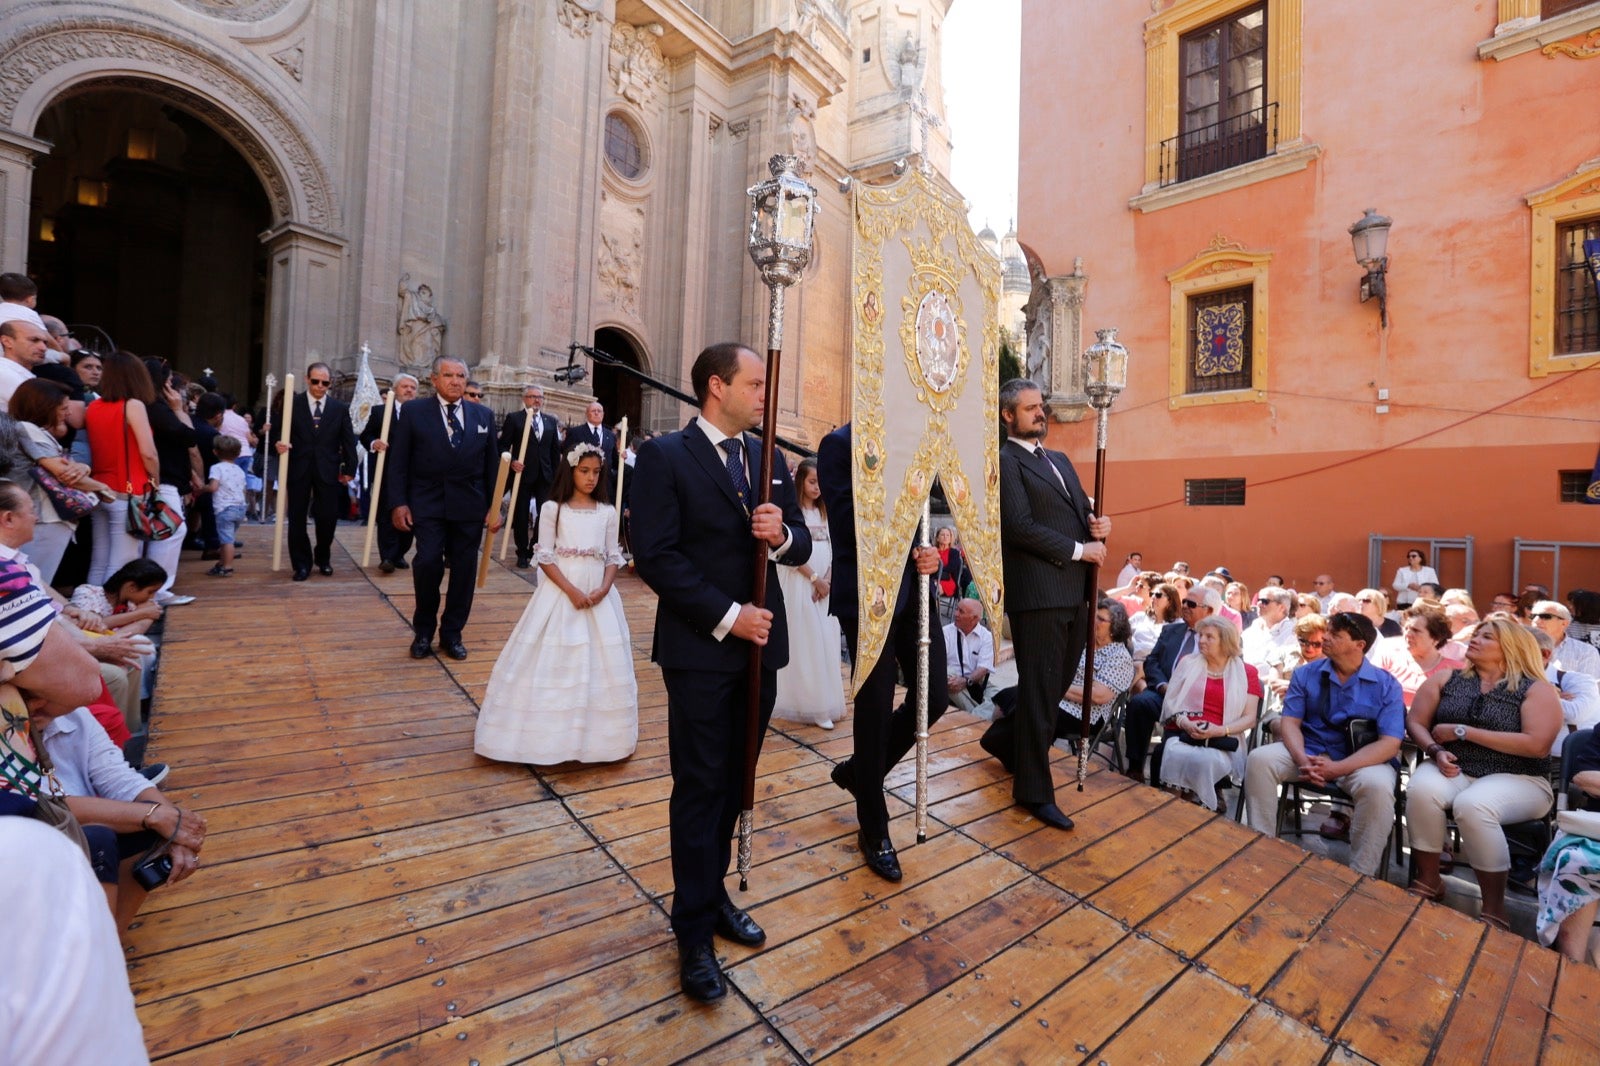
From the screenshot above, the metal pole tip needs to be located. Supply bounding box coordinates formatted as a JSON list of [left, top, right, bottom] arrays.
[[739, 877, 749, 893], [916, 833, 927, 845]]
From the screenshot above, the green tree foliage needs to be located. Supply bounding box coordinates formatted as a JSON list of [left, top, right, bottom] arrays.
[[998, 333, 1023, 384]]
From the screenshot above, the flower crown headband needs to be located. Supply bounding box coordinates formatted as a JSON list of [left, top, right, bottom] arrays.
[[566, 442, 604, 467]]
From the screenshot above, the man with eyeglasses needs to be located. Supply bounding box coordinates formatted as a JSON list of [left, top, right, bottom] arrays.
[[1531, 600, 1600, 680], [272, 361, 358, 581], [362, 374, 420, 572], [1243, 587, 1296, 670], [1311, 574, 1337, 614], [1123, 584, 1220, 783], [1243, 612, 1404, 877], [464, 381, 486, 403], [499, 384, 562, 569]]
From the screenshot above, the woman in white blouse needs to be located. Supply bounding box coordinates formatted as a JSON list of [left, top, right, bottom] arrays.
[[1392, 549, 1439, 608]]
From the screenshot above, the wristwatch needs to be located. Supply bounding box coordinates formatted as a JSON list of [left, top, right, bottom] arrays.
[[1452, 724, 1467, 740]]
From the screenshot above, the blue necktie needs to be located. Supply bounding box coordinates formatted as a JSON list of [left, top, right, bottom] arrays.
[[720, 438, 749, 502], [447, 402, 463, 448]]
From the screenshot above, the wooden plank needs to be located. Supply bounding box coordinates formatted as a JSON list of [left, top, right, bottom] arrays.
[[1335, 890, 1483, 1065], [1259, 880, 1417, 1036], [1037, 798, 1214, 896], [1088, 814, 1254, 929], [1487, 930, 1559, 1064], [1091, 968, 1255, 1065], [1540, 953, 1600, 1064], [1138, 834, 1304, 960], [516, 991, 766, 1066], [824, 900, 1126, 1063], [1429, 923, 1521, 1065], [1207, 1004, 1331, 1065], [1198, 859, 1359, 997]]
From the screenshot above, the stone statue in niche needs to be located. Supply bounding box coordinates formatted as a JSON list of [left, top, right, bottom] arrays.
[[598, 199, 646, 318], [397, 274, 446, 370], [788, 95, 817, 175]]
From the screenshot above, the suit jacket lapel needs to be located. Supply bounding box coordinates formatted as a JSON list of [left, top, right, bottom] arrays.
[[1008, 439, 1070, 503], [684, 422, 744, 511], [1046, 449, 1091, 520]]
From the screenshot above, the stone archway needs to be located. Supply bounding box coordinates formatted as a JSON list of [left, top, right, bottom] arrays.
[[592, 325, 650, 436], [0, 10, 345, 394]]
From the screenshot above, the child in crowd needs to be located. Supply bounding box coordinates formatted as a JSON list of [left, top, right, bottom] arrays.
[[474, 443, 638, 765], [206, 435, 247, 576], [70, 559, 166, 636]]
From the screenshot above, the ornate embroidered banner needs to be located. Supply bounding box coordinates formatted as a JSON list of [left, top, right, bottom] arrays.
[[848, 170, 1003, 688], [1194, 301, 1246, 376]]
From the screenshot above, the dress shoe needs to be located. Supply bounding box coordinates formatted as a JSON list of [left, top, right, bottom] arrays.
[[393, 558, 410, 570], [379, 559, 396, 574], [678, 942, 726, 1003], [1025, 802, 1075, 831], [442, 638, 469, 661], [318, 564, 333, 576], [293, 568, 310, 582], [714, 901, 766, 946], [516, 556, 532, 570], [858, 831, 903, 882], [829, 760, 854, 794], [409, 636, 432, 659]]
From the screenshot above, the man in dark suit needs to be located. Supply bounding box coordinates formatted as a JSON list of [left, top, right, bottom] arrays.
[[499, 384, 562, 569], [387, 357, 503, 661], [630, 342, 810, 1004], [979, 379, 1111, 830], [273, 361, 358, 581], [566, 399, 616, 467], [818, 422, 947, 882], [1125, 584, 1216, 782], [360, 373, 419, 572]]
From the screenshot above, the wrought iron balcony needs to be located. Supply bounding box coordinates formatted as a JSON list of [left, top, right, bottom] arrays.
[[1159, 101, 1278, 188]]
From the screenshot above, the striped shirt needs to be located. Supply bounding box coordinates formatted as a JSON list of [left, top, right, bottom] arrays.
[[0, 559, 55, 672]]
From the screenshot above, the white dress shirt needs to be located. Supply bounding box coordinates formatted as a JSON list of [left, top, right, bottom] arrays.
[[1549, 662, 1600, 756], [696, 419, 794, 641], [944, 621, 994, 681], [1556, 634, 1600, 680], [1242, 614, 1296, 670]]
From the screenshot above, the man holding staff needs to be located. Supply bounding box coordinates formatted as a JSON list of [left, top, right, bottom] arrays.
[[362, 373, 419, 572], [498, 384, 560, 569], [388, 357, 502, 661], [273, 362, 358, 581]]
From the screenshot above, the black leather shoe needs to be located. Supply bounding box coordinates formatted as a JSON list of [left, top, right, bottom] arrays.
[[292, 568, 310, 582], [409, 637, 431, 659], [379, 559, 396, 574], [829, 760, 854, 794], [678, 942, 726, 1003], [516, 556, 532, 570], [393, 558, 410, 570], [442, 638, 469, 661], [1025, 802, 1075, 831], [715, 901, 766, 946], [858, 831, 903, 882], [318, 564, 333, 576]]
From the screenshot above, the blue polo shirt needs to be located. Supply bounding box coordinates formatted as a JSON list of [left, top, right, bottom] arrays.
[[1281, 657, 1406, 761]]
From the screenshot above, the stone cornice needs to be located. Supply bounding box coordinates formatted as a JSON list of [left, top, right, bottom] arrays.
[[1129, 141, 1321, 214], [1479, 4, 1600, 60]]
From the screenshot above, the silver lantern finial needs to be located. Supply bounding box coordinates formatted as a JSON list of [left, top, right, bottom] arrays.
[[747, 155, 819, 292], [1083, 328, 1129, 411]]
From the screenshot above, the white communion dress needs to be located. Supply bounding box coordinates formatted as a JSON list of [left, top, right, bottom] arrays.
[[772, 505, 848, 727]]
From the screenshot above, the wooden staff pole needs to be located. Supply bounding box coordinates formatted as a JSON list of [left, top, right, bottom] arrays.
[[477, 452, 512, 588], [1077, 409, 1110, 791], [271, 373, 295, 572], [612, 416, 629, 513], [360, 390, 396, 568], [498, 409, 534, 560]]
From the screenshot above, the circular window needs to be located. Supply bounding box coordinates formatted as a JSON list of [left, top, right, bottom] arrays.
[[604, 112, 646, 180]]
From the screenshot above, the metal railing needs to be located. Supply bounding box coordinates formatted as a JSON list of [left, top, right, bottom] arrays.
[[1159, 101, 1278, 188]]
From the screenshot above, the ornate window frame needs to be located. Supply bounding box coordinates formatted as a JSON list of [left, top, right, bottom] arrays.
[[1480, 1, 1600, 61], [1137, 0, 1306, 207], [1167, 239, 1271, 409], [1527, 163, 1600, 377]]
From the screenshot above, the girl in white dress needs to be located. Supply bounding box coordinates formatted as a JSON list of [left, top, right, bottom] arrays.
[[474, 443, 638, 764], [772, 457, 847, 729]]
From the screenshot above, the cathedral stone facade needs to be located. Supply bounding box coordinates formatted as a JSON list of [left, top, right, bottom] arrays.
[[0, 0, 954, 440]]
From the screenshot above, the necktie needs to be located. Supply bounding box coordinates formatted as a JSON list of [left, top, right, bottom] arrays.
[[533, 413, 541, 440], [447, 402, 463, 448], [720, 438, 750, 503], [1178, 629, 1197, 662], [311, 401, 322, 429], [957, 630, 967, 678], [1035, 446, 1066, 490]]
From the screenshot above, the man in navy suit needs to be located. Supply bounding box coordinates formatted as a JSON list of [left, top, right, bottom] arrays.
[[273, 361, 358, 581], [361, 373, 419, 572], [566, 399, 616, 467], [630, 342, 810, 1004], [387, 357, 503, 661], [499, 384, 562, 569], [980, 379, 1111, 830], [817, 422, 946, 882], [1125, 584, 1217, 782]]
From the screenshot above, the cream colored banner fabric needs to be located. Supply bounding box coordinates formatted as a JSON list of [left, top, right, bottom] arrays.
[[848, 170, 1003, 691]]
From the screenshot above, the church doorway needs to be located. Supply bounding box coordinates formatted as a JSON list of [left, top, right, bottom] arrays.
[[591, 326, 646, 435], [26, 88, 271, 402]]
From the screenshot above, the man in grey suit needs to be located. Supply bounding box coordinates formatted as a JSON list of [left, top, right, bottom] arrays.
[[980, 379, 1111, 830]]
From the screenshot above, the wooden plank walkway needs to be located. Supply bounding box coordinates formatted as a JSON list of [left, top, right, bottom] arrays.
[[131, 522, 1600, 1064]]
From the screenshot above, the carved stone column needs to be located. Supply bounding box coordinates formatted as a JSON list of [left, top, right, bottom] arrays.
[[0, 127, 49, 270], [1046, 269, 1090, 421], [261, 222, 347, 383]]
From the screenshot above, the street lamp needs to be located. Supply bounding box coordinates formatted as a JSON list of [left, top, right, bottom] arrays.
[[736, 154, 819, 890], [1076, 327, 1129, 791], [1349, 208, 1392, 327]]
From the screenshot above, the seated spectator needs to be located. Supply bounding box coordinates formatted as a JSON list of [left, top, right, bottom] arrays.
[[943, 598, 994, 713], [1107, 571, 1152, 618], [1264, 574, 1285, 588], [205, 434, 247, 576], [1325, 592, 1360, 617], [1294, 593, 1321, 619], [1520, 584, 1552, 624], [933, 526, 970, 612], [1417, 581, 1445, 601], [1130, 581, 1180, 662], [1486, 591, 1519, 616], [11, 378, 107, 587], [1369, 605, 1464, 708], [1244, 611, 1404, 876], [1172, 560, 1190, 577], [1123, 585, 1220, 783], [1153, 615, 1260, 811], [8, 686, 206, 931], [1445, 603, 1478, 643], [1405, 615, 1561, 929], [1536, 731, 1600, 962], [1312, 574, 1337, 612], [1242, 586, 1296, 671], [1567, 588, 1600, 648], [1165, 571, 1194, 594], [1226, 581, 1256, 629], [1531, 600, 1600, 680], [1114, 552, 1143, 589], [70, 559, 165, 637], [1392, 549, 1439, 608], [1200, 573, 1243, 631], [1528, 628, 1600, 756], [1356, 588, 1402, 640], [1262, 613, 1329, 714], [1056, 599, 1136, 740]]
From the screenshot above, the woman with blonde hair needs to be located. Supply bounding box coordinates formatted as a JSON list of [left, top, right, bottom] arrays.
[[1405, 615, 1562, 928], [1356, 588, 1401, 640], [1152, 615, 1261, 811]]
